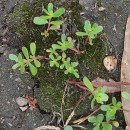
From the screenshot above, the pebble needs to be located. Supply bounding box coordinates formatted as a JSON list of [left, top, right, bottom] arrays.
[[16, 97, 28, 107]]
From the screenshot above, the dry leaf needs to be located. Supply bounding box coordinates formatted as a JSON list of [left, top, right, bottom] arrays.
[[103, 55, 117, 71], [24, 94, 37, 109]]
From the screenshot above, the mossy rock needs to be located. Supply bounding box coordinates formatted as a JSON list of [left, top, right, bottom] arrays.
[[9, 0, 108, 121]]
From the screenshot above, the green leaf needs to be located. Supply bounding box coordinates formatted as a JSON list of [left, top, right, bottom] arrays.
[[34, 60, 41, 67], [101, 86, 108, 93], [112, 121, 119, 127], [88, 116, 97, 123], [93, 26, 103, 34], [52, 44, 62, 50], [30, 42, 36, 56], [102, 123, 112, 130], [84, 20, 91, 32], [71, 62, 78, 67], [74, 72, 79, 78], [51, 20, 63, 25], [97, 114, 104, 122], [122, 92, 130, 100], [9, 54, 18, 62], [83, 76, 94, 92], [40, 16, 51, 19], [22, 47, 29, 59], [53, 8, 65, 17], [112, 97, 117, 106], [33, 17, 48, 25], [100, 105, 110, 111], [64, 125, 73, 130], [50, 25, 59, 30], [12, 63, 19, 69], [18, 54, 23, 61], [29, 63, 37, 76], [48, 3, 53, 13], [100, 93, 109, 102], [76, 32, 87, 36], [116, 102, 122, 108], [61, 34, 66, 42], [20, 65, 25, 73], [42, 8, 49, 15], [93, 125, 100, 130]]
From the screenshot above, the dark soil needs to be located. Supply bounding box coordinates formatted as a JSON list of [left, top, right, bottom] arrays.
[[0, 0, 130, 130]]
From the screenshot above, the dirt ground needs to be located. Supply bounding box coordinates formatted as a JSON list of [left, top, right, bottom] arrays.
[[0, 0, 130, 130]]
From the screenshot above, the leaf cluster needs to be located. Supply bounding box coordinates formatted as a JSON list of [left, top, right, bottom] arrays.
[[46, 34, 79, 78], [9, 43, 41, 76], [83, 77, 108, 108], [88, 114, 113, 130], [76, 20, 103, 45], [33, 3, 65, 37], [101, 97, 122, 121]]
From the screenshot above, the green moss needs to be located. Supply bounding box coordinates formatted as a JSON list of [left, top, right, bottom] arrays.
[[9, 0, 108, 121]]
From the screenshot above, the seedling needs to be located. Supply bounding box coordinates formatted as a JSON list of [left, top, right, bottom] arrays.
[[76, 20, 103, 45], [88, 114, 113, 130], [47, 34, 79, 78], [83, 77, 108, 108], [9, 43, 43, 76], [33, 3, 65, 37], [101, 97, 122, 121]]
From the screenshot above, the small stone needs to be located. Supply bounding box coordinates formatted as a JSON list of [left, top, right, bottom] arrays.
[[15, 78, 22, 82], [103, 55, 117, 71], [19, 106, 28, 111], [98, 7, 106, 12], [16, 97, 28, 107]]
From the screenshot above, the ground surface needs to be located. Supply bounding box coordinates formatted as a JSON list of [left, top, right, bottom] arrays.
[[0, 0, 130, 130]]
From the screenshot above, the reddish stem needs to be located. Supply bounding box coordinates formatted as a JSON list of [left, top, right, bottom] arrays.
[[84, 36, 89, 44], [119, 108, 130, 112], [70, 46, 80, 53]]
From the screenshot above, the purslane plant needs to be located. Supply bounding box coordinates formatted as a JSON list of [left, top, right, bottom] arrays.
[[76, 20, 103, 45], [33, 3, 65, 37], [9, 43, 43, 76], [47, 34, 79, 78], [83, 77, 108, 108]]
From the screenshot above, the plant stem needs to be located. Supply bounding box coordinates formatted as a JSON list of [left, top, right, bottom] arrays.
[[46, 18, 52, 34], [119, 108, 130, 112]]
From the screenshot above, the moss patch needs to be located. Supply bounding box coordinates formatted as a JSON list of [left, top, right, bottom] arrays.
[[9, 0, 108, 120]]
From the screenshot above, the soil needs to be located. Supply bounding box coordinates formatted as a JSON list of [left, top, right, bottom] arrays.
[[0, 0, 130, 130]]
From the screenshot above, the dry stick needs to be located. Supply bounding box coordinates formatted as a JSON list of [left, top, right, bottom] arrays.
[[64, 91, 91, 127]]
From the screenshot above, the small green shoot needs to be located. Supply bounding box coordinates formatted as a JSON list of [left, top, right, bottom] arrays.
[[9, 43, 42, 76], [83, 77, 108, 108], [33, 3, 65, 37], [88, 114, 112, 130], [46, 34, 79, 78], [101, 97, 122, 121], [76, 20, 103, 45]]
